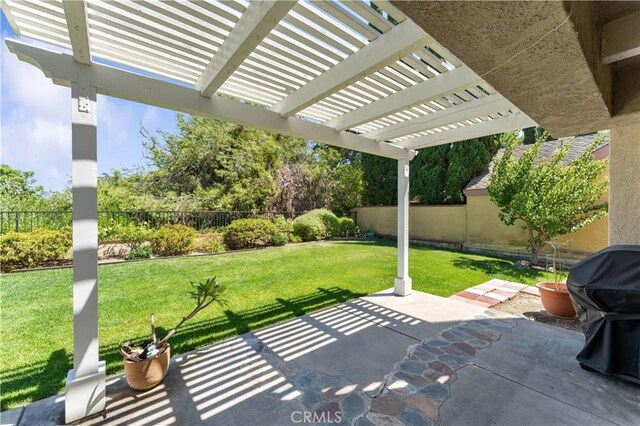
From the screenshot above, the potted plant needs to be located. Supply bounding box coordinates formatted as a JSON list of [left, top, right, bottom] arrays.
[[119, 276, 227, 390], [536, 241, 576, 319]]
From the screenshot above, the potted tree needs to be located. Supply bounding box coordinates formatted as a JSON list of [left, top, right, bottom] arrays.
[[120, 276, 227, 390], [536, 241, 576, 318]]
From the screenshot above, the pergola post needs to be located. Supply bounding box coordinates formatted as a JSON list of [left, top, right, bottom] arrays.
[[608, 123, 640, 245], [65, 82, 105, 424], [394, 152, 415, 296]]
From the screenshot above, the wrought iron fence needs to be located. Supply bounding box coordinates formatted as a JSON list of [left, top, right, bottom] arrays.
[[0, 210, 305, 234]]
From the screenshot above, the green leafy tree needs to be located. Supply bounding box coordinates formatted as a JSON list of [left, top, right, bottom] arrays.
[[0, 165, 71, 211], [0, 165, 45, 211], [410, 145, 448, 204], [443, 139, 491, 203], [487, 133, 608, 264], [361, 154, 397, 205]]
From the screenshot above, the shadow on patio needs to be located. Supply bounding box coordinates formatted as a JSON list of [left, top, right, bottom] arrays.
[[6, 290, 639, 425]]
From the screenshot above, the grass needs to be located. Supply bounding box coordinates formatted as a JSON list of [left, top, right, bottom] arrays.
[[0, 239, 552, 410]]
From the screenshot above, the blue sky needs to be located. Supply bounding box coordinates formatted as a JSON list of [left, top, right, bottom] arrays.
[[1, 12, 179, 191]]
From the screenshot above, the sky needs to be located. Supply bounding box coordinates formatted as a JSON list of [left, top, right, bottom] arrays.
[[0, 12, 180, 191]]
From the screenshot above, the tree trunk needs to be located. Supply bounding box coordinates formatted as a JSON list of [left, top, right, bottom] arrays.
[[526, 224, 542, 265]]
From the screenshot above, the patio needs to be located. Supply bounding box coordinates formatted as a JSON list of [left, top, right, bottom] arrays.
[[4, 290, 638, 425], [1, 1, 638, 424]]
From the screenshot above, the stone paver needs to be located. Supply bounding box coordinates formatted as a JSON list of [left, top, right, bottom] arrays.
[[358, 314, 516, 425], [450, 278, 541, 308]]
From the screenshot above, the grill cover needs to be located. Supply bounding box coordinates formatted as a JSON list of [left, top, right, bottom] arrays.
[[567, 245, 640, 382]]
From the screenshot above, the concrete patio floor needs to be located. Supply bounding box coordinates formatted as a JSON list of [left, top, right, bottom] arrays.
[[2, 289, 639, 426]]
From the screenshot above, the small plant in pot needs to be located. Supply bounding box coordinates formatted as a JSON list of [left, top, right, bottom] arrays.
[[536, 241, 576, 319], [120, 276, 227, 390]]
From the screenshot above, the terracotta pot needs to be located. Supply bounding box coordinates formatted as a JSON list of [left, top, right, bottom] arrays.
[[536, 282, 577, 319], [123, 344, 170, 391]]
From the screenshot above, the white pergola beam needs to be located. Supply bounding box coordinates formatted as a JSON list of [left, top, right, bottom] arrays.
[[7, 39, 408, 160], [194, 1, 295, 97], [602, 11, 640, 64], [62, 0, 92, 65], [367, 95, 513, 142], [400, 112, 536, 150], [327, 66, 480, 132], [272, 20, 431, 117]]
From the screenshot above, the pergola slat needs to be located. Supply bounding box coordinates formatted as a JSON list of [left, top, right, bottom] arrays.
[[325, 65, 478, 131], [272, 19, 431, 117], [195, 1, 295, 97], [369, 95, 513, 142], [6, 39, 409, 160], [398, 112, 536, 149]]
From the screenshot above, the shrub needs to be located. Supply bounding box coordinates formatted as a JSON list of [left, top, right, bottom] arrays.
[[126, 245, 152, 260], [272, 215, 294, 235], [288, 234, 302, 243], [272, 232, 288, 246], [209, 240, 226, 253], [0, 229, 71, 271], [194, 231, 225, 253], [338, 217, 360, 237], [114, 223, 152, 250], [223, 218, 276, 249], [150, 224, 196, 256], [292, 209, 340, 241]]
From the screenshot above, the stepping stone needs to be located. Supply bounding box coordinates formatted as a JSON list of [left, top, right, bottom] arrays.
[[521, 286, 541, 296], [483, 292, 509, 302]]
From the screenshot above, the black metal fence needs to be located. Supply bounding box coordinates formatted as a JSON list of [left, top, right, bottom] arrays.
[[0, 210, 305, 234]]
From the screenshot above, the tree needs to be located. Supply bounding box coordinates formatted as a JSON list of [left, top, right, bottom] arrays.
[[487, 133, 608, 264], [361, 154, 397, 205], [443, 139, 491, 203], [0, 165, 45, 211]]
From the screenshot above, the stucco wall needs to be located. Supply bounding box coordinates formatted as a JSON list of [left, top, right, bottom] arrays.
[[353, 197, 609, 258], [464, 195, 608, 256], [353, 206, 466, 243]]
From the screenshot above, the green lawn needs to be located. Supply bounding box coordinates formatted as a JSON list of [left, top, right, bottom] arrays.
[[0, 239, 551, 410]]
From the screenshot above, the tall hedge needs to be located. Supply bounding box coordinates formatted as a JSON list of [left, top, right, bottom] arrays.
[[362, 135, 498, 206]]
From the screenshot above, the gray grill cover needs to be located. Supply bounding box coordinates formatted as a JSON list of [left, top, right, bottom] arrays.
[[567, 245, 640, 382]]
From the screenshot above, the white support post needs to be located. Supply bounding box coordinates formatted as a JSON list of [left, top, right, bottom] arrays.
[[394, 152, 415, 296], [66, 83, 105, 424]]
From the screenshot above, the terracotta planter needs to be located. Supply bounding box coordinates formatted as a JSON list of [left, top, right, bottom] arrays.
[[123, 344, 170, 390], [536, 282, 577, 319]]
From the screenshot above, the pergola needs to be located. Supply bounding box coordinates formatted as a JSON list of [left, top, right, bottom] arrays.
[[6, 0, 636, 423]]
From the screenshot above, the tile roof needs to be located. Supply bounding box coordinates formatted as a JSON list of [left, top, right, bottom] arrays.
[[465, 132, 609, 192]]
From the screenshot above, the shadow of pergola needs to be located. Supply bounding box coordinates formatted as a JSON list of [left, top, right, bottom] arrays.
[[0, 286, 363, 411]]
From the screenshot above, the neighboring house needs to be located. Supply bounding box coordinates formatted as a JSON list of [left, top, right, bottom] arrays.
[[353, 132, 610, 259]]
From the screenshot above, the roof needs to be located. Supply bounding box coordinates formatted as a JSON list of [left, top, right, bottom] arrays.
[[2, 0, 537, 157], [465, 132, 610, 193]]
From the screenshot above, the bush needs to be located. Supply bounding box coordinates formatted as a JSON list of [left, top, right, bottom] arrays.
[[209, 240, 226, 253], [288, 234, 302, 243], [292, 209, 340, 241], [194, 231, 225, 253], [0, 229, 71, 271], [272, 215, 294, 235], [150, 224, 196, 256], [338, 217, 360, 237], [223, 218, 276, 250], [114, 223, 152, 250], [272, 232, 288, 246], [126, 245, 152, 260]]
